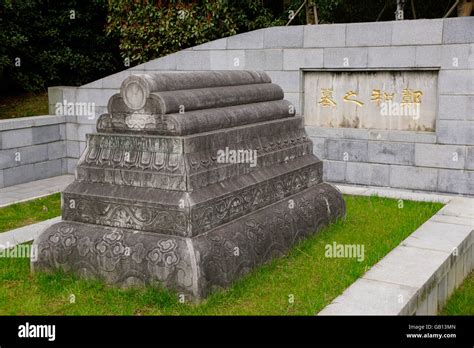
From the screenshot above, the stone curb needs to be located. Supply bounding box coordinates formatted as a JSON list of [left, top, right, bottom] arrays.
[[318, 185, 474, 315], [0, 217, 61, 250]]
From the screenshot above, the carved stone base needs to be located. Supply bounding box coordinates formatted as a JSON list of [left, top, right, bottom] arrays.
[[32, 182, 345, 301]]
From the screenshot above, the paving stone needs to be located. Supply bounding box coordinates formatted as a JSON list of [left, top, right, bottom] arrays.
[[345, 162, 390, 186], [346, 22, 392, 47], [390, 165, 438, 191], [193, 38, 227, 50], [311, 137, 326, 159], [0, 217, 61, 248], [437, 120, 474, 145], [34, 160, 62, 181], [443, 17, 474, 44], [341, 128, 370, 140], [437, 197, 474, 219], [335, 184, 369, 196], [368, 141, 414, 165], [441, 44, 474, 69], [284, 92, 301, 113], [176, 51, 211, 70], [304, 23, 346, 48], [438, 70, 474, 95], [305, 126, 344, 138], [324, 47, 368, 68], [264, 26, 303, 48], [402, 220, 472, 254], [362, 245, 450, 289], [283, 48, 323, 70], [66, 141, 81, 158], [32, 125, 60, 144], [1, 128, 33, 149], [368, 46, 416, 68], [17, 144, 49, 165], [210, 50, 246, 70], [265, 71, 300, 93], [227, 30, 263, 49], [430, 214, 474, 227], [327, 139, 368, 162], [387, 131, 437, 143], [415, 143, 465, 169], [438, 95, 474, 121], [415, 45, 441, 67], [437, 169, 474, 195], [245, 50, 283, 70], [0, 148, 18, 170], [323, 160, 346, 182], [392, 19, 443, 45], [47, 141, 67, 160], [100, 70, 132, 89], [2, 164, 35, 187], [318, 278, 417, 315]]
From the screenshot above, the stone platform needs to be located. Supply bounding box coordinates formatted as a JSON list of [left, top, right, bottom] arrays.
[[32, 71, 345, 301]]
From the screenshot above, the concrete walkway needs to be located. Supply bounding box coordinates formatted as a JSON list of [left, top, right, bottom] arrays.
[[0, 175, 74, 208]]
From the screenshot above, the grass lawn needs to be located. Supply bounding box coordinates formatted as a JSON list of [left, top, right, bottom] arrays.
[[0, 194, 443, 315], [0, 193, 61, 233], [441, 270, 474, 315], [0, 92, 49, 120]]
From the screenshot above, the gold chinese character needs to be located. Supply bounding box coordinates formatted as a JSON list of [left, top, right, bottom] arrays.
[[343, 90, 364, 106], [371, 89, 382, 106], [318, 88, 337, 107], [401, 89, 423, 105], [371, 89, 395, 106], [383, 92, 395, 101]]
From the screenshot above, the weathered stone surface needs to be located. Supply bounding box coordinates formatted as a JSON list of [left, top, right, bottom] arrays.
[[84, 117, 311, 190], [33, 70, 345, 300], [98, 100, 295, 135], [65, 155, 323, 236], [33, 182, 344, 300]]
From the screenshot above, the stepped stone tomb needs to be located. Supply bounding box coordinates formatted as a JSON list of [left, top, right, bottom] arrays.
[[32, 70, 346, 300]]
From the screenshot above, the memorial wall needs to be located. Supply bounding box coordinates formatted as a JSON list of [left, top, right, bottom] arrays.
[[1, 17, 471, 195]]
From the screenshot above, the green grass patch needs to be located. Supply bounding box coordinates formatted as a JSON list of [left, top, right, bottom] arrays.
[[0, 93, 49, 120], [0, 195, 443, 315], [0, 193, 61, 233], [441, 270, 474, 315]]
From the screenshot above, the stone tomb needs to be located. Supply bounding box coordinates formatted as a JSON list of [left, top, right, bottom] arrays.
[[32, 71, 345, 300]]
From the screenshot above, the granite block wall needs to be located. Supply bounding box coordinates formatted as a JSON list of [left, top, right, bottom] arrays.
[[2, 17, 472, 194]]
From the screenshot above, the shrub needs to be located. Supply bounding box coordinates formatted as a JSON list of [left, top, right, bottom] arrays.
[[0, 0, 121, 92], [106, 0, 284, 65]]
